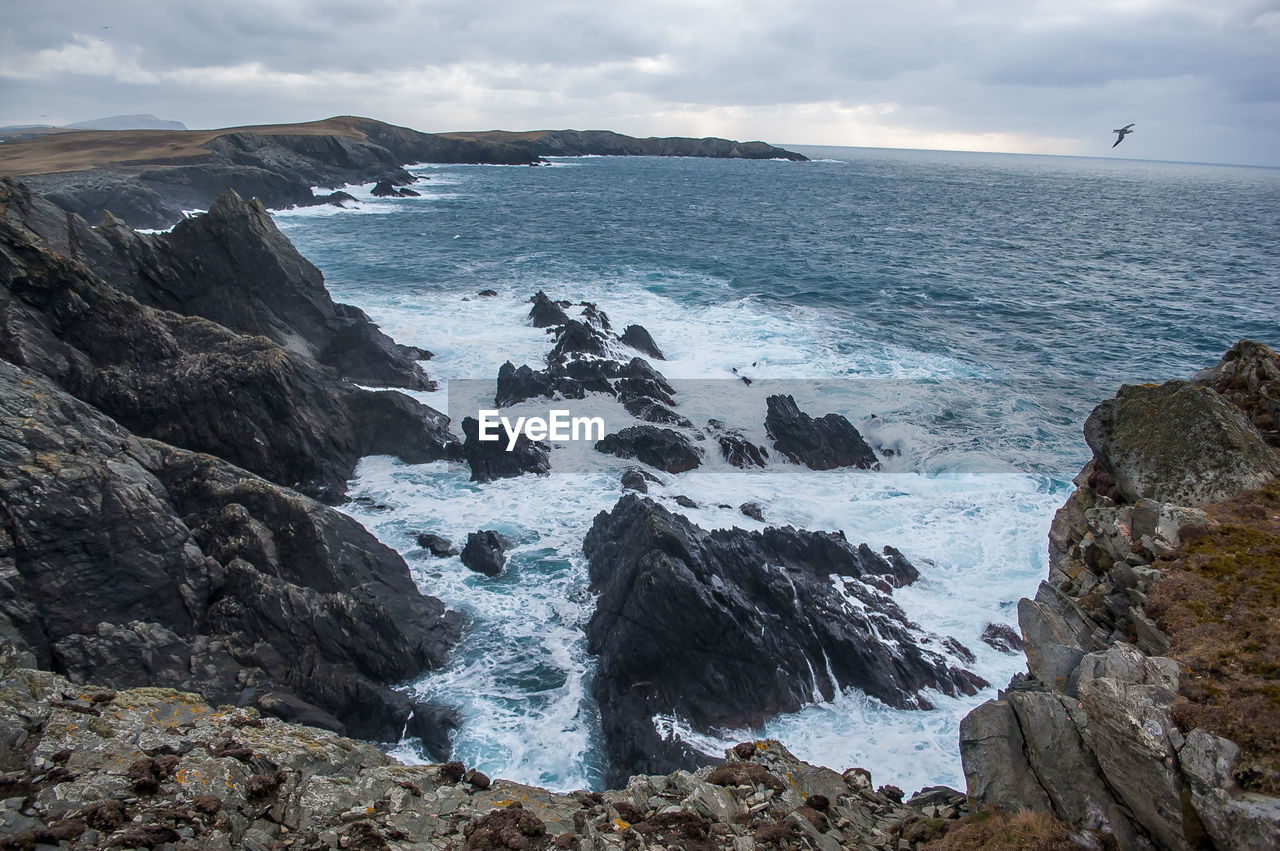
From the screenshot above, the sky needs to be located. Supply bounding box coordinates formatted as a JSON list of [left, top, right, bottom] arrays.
[[2, 0, 1278, 166]]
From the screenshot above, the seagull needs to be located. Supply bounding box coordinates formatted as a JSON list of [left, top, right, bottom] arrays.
[[1112, 123, 1134, 147]]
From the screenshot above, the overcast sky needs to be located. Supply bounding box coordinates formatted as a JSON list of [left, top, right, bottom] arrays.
[[2, 0, 1278, 166]]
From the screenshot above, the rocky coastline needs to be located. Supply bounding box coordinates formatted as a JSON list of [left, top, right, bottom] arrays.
[[0, 118, 807, 230], [2, 162, 1279, 849]]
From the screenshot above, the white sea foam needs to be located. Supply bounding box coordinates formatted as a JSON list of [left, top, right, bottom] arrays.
[[298, 169, 1073, 794]]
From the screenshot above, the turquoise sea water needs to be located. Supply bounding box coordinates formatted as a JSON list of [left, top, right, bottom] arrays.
[[270, 146, 1280, 792]]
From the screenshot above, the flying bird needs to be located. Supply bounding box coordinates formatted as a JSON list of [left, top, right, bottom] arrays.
[[1112, 123, 1134, 147]]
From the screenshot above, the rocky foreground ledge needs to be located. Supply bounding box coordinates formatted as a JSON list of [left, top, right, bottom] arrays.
[[0, 662, 1012, 850]]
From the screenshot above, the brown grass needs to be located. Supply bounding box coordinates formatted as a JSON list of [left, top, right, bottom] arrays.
[[1146, 478, 1280, 794], [0, 116, 383, 176], [922, 809, 1077, 851]]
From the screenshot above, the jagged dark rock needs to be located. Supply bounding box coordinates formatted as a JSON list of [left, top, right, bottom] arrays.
[[548, 319, 611, 365], [764, 394, 879, 471], [584, 495, 986, 783], [619, 324, 665, 359], [595, 426, 702, 473], [0, 182, 459, 502], [460, 531, 508, 577], [740, 501, 765, 521], [417, 534, 460, 558], [529, 290, 571, 327], [579, 302, 611, 330], [620, 468, 653, 493], [460, 416, 551, 482], [0, 362, 461, 741]]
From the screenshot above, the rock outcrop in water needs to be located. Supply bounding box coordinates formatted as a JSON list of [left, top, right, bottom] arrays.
[[765, 393, 880, 470], [959, 342, 1280, 850], [584, 494, 986, 785], [0, 662, 987, 850]]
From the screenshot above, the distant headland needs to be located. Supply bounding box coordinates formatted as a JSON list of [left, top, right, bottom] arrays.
[[0, 116, 808, 229]]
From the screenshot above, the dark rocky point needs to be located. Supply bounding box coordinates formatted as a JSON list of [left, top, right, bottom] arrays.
[[619, 323, 665, 359], [740, 501, 765, 521], [529, 290, 571, 327], [764, 394, 879, 471], [584, 494, 986, 783]]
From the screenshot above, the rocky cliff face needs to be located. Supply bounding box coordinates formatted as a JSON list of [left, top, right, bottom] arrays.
[[1, 179, 458, 502], [959, 343, 1280, 850], [1, 179, 466, 751]]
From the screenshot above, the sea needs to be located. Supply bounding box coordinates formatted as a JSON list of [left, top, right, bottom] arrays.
[[268, 145, 1280, 795]]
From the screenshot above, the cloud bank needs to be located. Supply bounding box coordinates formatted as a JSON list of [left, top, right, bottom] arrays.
[[2, 0, 1278, 165]]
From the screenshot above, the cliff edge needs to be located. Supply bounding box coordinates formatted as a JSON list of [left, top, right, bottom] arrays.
[[960, 341, 1280, 850]]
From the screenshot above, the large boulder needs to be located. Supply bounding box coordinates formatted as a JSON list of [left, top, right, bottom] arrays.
[[583, 495, 984, 783], [1083, 380, 1280, 505], [764, 394, 879, 470], [0, 362, 460, 741]]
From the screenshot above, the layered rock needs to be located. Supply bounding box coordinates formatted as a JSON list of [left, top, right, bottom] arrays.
[[584, 495, 985, 784], [0, 182, 459, 502], [0, 362, 460, 742], [0, 665, 980, 850], [959, 343, 1280, 850]]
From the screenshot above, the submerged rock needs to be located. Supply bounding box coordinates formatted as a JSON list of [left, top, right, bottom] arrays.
[[583, 494, 985, 783], [764, 394, 879, 470], [417, 533, 460, 558]]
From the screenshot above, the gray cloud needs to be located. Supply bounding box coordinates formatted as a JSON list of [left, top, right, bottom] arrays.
[[1, 0, 1278, 165]]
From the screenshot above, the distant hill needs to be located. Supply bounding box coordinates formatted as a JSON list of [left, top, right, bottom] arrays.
[[64, 114, 188, 131]]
